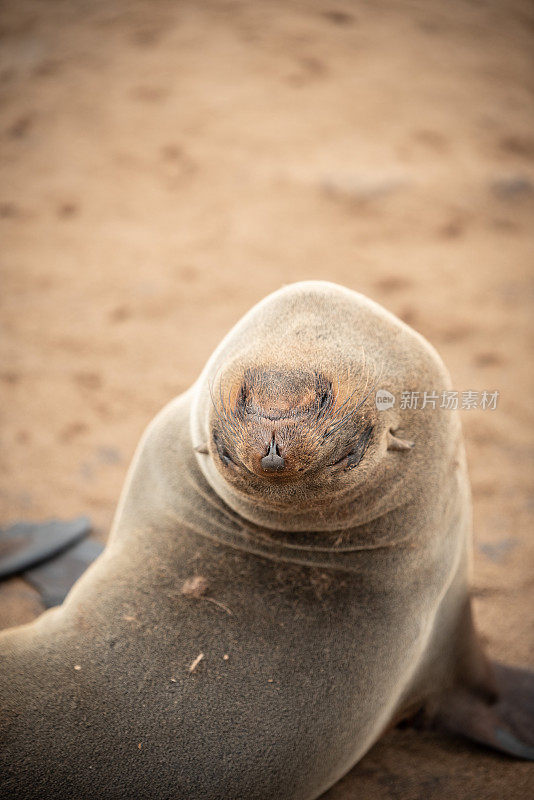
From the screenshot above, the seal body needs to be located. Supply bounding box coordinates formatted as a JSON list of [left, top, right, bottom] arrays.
[[0, 282, 531, 799]]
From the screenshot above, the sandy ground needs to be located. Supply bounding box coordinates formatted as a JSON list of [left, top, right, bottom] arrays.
[[1, 0, 533, 796]]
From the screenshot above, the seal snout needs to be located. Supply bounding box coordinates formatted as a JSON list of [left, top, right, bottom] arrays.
[[261, 437, 285, 472], [210, 367, 343, 480]]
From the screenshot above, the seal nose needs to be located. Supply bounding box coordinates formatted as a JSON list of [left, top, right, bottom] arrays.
[[261, 438, 285, 472]]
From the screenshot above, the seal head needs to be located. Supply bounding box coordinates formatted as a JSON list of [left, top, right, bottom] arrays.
[[192, 281, 437, 531]]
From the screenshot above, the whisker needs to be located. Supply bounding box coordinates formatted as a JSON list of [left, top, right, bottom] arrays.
[[322, 359, 379, 439]]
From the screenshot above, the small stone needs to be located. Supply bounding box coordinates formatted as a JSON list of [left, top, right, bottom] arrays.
[[491, 174, 534, 200]]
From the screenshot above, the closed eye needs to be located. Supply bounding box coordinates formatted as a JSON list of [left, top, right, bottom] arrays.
[[213, 431, 236, 467], [331, 424, 374, 470]]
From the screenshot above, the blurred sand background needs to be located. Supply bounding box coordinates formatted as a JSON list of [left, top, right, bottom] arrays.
[[1, 0, 533, 796]]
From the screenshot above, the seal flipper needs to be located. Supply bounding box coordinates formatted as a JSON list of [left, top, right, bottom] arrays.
[[427, 662, 534, 760], [0, 517, 91, 580], [24, 538, 104, 608]]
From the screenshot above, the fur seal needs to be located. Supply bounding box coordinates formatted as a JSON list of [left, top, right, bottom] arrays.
[[0, 281, 532, 799]]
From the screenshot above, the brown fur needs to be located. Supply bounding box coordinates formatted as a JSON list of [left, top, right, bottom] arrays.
[[0, 281, 532, 800]]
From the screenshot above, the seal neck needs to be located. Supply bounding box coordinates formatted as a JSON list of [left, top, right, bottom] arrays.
[[175, 442, 417, 571]]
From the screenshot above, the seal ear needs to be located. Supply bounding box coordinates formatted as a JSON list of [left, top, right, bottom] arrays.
[[387, 430, 414, 451], [429, 661, 534, 760]]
